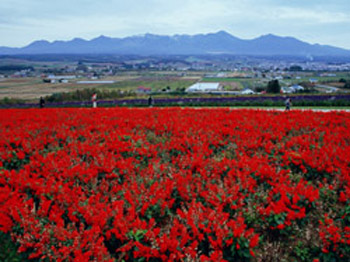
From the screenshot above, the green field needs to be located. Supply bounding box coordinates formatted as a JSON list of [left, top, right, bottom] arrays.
[[98, 79, 197, 92]]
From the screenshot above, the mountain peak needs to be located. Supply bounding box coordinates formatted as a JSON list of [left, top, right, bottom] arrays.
[[144, 33, 157, 38], [257, 34, 280, 40], [92, 35, 111, 41], [215, 30, 231, 36], [256, 34, 301, 42], [25, 40, 51, 48], [72, 37, 86, 42]]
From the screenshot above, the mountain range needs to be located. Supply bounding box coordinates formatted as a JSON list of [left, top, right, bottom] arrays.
[[1, 31, 349, 57]]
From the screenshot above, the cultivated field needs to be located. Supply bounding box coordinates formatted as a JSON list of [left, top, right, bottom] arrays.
[[0, 75, 199, 100]]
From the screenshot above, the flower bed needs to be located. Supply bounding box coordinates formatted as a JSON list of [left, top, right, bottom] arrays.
[[1, 108, 350, 261]]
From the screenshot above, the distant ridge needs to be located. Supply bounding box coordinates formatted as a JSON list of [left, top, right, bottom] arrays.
[[1, 31, 349, 56]]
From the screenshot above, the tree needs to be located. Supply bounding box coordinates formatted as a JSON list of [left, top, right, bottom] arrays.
[[267, 80, 281, 93]]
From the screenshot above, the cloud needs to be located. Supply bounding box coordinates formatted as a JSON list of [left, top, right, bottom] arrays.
[[271, 7, 350, 24], [0, 0, 349, 48]]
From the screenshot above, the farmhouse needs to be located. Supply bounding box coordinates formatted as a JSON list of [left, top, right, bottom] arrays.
[[137, 86, 152, 94], [309, 78, 318, 84], [186, 82, 222, 93]]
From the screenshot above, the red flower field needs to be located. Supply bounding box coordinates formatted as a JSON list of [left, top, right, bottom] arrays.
[[1, 108, 350, 261]]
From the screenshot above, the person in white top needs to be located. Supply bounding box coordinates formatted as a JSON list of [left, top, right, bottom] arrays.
[[92, 93, 97, 108]]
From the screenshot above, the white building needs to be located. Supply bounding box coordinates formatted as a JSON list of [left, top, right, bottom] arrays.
[[186, 82, 222, 93], [282, 85, 304, 93], [291, 85, 304, 92], [241, 88, 255, 95], [47, 75, 76, 80], [309, 78, 318, 84], [281, 86, 293, 94]]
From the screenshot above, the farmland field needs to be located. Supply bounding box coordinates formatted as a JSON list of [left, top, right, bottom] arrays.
[[1, 108, 350, 261], [0, 76, 198, 100]]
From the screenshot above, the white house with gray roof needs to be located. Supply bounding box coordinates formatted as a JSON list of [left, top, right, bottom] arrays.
[[186, 82, 222, 93]]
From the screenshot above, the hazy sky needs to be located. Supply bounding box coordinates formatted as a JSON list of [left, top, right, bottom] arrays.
[[1, 0, 350, 49]]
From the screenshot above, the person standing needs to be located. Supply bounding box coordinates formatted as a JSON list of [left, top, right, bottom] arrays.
[[92, 93, 97, 108], [39, 97, 45, 108], [148, 95, 153, 107], [285, 97, 291, 111]]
